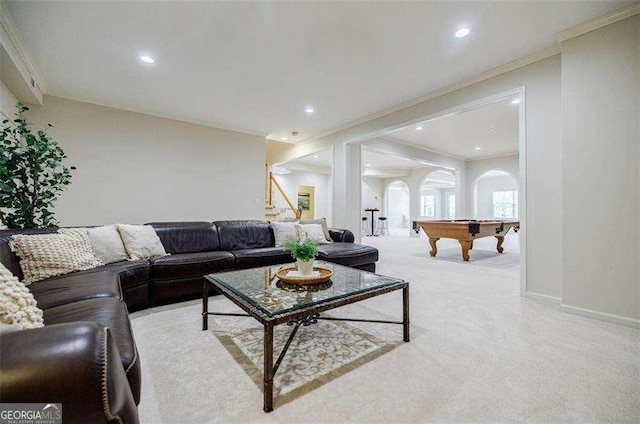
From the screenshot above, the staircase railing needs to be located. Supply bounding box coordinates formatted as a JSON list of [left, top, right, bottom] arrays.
[[268, 172, 301, 219]]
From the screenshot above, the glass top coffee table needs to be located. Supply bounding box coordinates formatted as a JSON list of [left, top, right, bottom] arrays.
[[202, 261, 410, 412]]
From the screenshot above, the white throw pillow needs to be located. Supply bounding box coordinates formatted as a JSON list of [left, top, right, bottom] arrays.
[[87, 225, 128, 264], [271, 221, 300, 247], [0, 263, 44, 330], [116, 224, 167, 260], [299, 218, 332, 241], [296, 223, 331, 244], [10, 229, 104, 284]]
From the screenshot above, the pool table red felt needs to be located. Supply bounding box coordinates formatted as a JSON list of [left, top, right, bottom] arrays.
[[415, 219, 520, 261]]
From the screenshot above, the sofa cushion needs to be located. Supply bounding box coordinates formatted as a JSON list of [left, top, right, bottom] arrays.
[[316, 243, 379, 267], [299, 218, 332, 241], [86, 225, 128, 264], [0, 263, 44, 330], [216, 220, 274, 250], [10, 229, 103, 284], [1, 228, 59, 281], [30, 270, 122, 310], [43, 297, 141, 403], [232, 247, 294, 269], [116, 224, 167, 260], [147, 222, 221, 254], [149, 251, 236, 281]]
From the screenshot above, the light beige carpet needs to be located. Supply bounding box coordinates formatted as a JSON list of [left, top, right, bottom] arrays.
[[132, 234, 639, 423]]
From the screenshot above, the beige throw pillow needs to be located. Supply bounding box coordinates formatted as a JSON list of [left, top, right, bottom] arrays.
[[0, 263, 44, 330], [10, 229, 104, 284], [271, 221, 300, 247], [296, 223, 331, 244], [87, 225, 128, 264], [299, 218, 332, 242], [116, 224, 167, 260]]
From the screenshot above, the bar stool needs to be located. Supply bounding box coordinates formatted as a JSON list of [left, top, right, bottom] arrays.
[[376, 216, 389, 236], [361, 216, 369, 237]]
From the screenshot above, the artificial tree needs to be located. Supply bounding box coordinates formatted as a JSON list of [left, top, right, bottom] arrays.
[[0, 103, 75, 229]]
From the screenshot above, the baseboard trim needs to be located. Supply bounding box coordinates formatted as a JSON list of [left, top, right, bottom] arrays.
[[559, 304, 640, 329], [525, 292, 562, 304]]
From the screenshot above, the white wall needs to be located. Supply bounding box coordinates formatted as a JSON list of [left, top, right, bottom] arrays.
[[0, 79, 17, 116], [26, 96, 265, 226], [561, 16, 639, 323], [275, 170, 331, 223], [362, 177, 383, 210], [475, 174, 518, 219]]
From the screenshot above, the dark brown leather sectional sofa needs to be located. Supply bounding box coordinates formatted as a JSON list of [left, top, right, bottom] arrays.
[[0, 220, 377, 423]]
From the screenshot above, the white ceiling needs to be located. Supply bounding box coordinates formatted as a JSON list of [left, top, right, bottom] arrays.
[[6, 1, 630, 141], [387, 97, 519, 160]]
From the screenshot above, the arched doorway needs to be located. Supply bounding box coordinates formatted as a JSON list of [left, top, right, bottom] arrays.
[[420, 171, 456, 219], [385, 180, 410, 232], [473, 170, 518, 219]]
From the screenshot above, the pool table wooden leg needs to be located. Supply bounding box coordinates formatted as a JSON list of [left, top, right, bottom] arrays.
[[458, 240, 471, 261], [428, 237, 439, 257], [495, 236, 504, 253]]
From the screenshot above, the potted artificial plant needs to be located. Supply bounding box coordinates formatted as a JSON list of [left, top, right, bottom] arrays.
[[0, 103, 75, 229], [284, 235, 318, 275]]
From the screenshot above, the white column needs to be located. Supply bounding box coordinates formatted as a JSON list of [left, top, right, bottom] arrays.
[[455, 167, 466, 218], [409, 181, 420, 237], [332, 141, 362, 243]]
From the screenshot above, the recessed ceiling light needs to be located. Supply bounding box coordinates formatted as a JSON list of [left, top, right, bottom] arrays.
[[455, 28, 470, 38], [511, 98, 520, 105], [280, 137, 288, 141], [313, 155, 319, 159], [475, 146, 482, 151], [305, 107, 315, 114], [415, 126, 423, 131], [487, 128, 495, 132], [365, 164, 371, 167], [139, 55, 155, 64]]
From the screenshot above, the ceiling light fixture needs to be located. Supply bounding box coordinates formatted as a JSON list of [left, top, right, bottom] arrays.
[[415, 126, 423, 131], [139, 55, 155, 64], [511, 98, 520, 105], [475, 146, 482, 151], [313, 155, 319, 159], [365, 164, 371, 167], [455, 28, 470, 38], [305, 107, 315, 114], [281, 137, 288, 141], [487, 128, 495, 132]]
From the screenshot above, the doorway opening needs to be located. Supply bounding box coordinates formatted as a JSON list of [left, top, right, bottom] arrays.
[[420, 171, 456, 219], [384, 180, 410, 234], [473, 170, 519, 219]]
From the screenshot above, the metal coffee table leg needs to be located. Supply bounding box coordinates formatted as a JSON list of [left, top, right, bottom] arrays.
[[403, 285, 410, 342], [263, 323, 274, 412]]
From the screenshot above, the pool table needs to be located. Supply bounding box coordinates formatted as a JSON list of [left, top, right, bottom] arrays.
[[414, 219, 520, 261]]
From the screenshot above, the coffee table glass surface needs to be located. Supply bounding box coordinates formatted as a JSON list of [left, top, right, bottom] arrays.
[[207, 261, 402, 317]]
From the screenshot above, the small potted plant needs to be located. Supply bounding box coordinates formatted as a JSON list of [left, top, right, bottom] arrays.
[[284, 235, 318, 275]]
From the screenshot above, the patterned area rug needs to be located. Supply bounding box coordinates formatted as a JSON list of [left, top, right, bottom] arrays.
[[209, 310, 402, 408]]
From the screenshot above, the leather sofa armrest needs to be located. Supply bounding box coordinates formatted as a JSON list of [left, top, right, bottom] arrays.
[[328, 228, 355, 243], [0, 322, 139, 424]]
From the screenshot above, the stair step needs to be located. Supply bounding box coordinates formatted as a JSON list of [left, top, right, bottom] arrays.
[[265, 204, 276, 210]]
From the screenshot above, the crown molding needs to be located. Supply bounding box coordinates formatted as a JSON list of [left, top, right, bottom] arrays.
[[45, 92, 268, 138], [298, 45, 561, 145], [0, 1, 47, 93], [555, 3, 640, 43]]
